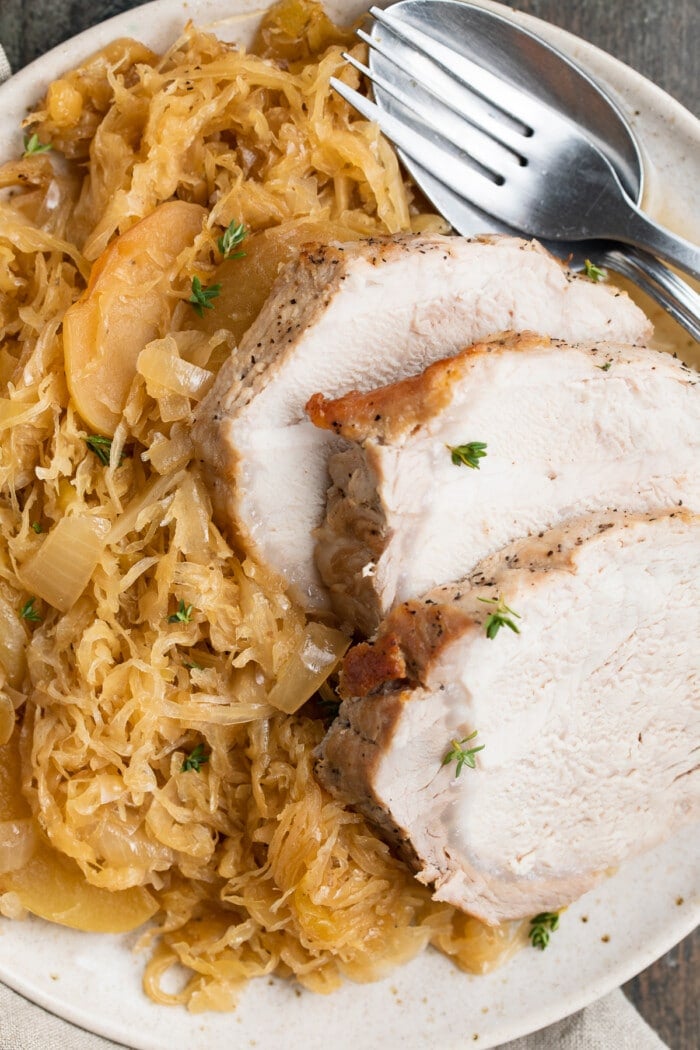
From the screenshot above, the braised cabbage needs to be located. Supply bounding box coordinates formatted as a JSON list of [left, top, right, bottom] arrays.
[[0, 0, 518, 1010]]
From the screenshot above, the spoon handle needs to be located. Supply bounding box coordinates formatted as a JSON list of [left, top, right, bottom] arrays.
[[605, 195, 700, 282]]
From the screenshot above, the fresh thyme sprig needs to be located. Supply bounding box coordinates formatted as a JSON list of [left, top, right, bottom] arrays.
[[596, 360, 613, 372], [529, 912, 560, 950], [583, 259, 607, 282], [477, 595, 522, 639], [23, 133, 52, 157], [169, 599, 194, 624], [85, 434, 113, 465], [217, 219, 247, 259], [442, 730, 484, 776], [447, 441, 488, 469], [181, 743, 210, 773], [31, 522, 43, 534], [20, 597, 42, 622], [189, 276, 221, 316]]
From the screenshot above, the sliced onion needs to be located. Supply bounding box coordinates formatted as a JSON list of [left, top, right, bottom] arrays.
[[17, 513, 110, 612], [267, 622, 350, 714], [160, 699, 275, 725], [0, 694, 15, 746], [144, 426, 193, 475], [0, 819, 37, 873], [0, 595, 26, 688], [138, 338, 214, 402]]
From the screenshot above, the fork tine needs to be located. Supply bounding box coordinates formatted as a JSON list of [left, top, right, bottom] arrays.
[[343, 51, 520, 179], [356, 26, 527, 156], [403, 156, 519, 239], [330, 77, 507, 217], [369, 5, 550, 134]]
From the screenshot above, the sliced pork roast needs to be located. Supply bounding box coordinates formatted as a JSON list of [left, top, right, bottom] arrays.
[[309, 332, 699, 635], [316, 510, 700, 924], [193, 234, 650, 611]]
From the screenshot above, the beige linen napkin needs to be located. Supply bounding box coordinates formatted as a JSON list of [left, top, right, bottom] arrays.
[[0, 41, 672, 1050]]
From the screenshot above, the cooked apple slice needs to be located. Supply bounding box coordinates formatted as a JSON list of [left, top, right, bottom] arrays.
[[64, 200, 206, 435], [1, 841, 158, 932], [195, 220, 364, 349]]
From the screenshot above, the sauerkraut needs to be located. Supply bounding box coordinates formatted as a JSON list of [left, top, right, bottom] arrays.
[[0, 0, 523, 1009]]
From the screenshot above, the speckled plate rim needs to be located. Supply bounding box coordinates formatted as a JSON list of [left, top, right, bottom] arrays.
[[0, 3, 698, 1049]]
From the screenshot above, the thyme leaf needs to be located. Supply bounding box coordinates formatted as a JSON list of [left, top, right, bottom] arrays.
[[169, 599, 194, 624], [217, 220, 247, 259], [86, 435, 112, 465], [477, 595, 522, 639], [189, 275, 221, 316], [85, 434, 126, 467], [529, 911, 560, 950], [442, 730, 484, 776], [447, 441, 488, 469], [583, 259, 607, 282], [181, 743, 210, 773], [20, 597, 42, 622], [23, 133, 52, 157]]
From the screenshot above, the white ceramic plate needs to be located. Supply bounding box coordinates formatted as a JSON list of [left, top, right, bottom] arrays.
[[0, 3, 698, 1048]]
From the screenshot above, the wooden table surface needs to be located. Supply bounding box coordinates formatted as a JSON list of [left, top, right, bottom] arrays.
[[0, 0, 698, 1046]]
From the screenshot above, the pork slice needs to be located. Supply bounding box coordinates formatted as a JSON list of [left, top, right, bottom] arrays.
[[315, 510, 700, 924], [309, 332, 699, 635], [192, 234, 651, 612]]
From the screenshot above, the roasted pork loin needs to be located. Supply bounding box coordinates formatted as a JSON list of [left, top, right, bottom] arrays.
[[309, 333, 699, 635], [193, 234, 650, 611], [316, 510, 700, 924]]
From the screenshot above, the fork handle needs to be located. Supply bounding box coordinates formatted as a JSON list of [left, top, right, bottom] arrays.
[[599, 247, 700, 342], [604, 195, 700, 282]]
